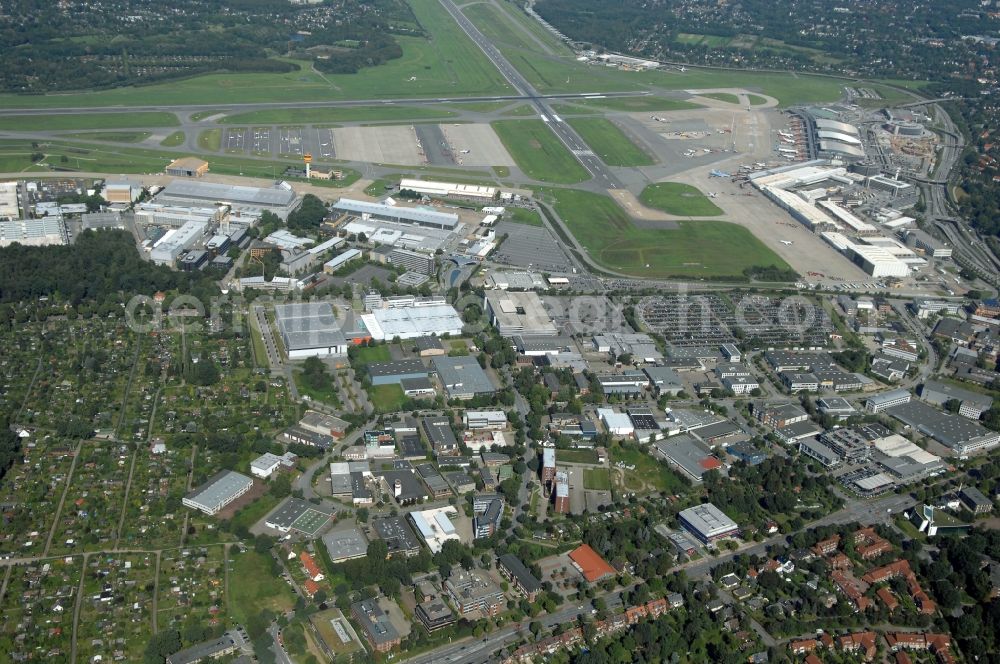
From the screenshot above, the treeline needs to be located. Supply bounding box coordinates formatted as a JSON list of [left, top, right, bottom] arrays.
[[0, 0, 410, 93], [311, 35, 404, 75], [0, 416, 21, 486], [0, 230, 218, 305]]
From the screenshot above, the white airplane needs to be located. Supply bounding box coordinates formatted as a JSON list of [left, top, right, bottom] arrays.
[[460, 149, 470, 154], [677, 66, 688, 72], [707, 192, 718, 198], [781, 240, 793, 245], [778, 130, 793, 138]]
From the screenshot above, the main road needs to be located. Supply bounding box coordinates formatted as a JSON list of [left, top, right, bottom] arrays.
[[436, 0, 621, 189]]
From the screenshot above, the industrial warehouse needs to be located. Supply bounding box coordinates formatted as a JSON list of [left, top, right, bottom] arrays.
[[274, 301, 350, 359], [331, 198, 459, 231]]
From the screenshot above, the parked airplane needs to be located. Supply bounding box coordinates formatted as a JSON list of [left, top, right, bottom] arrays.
[[781, 240, 793, 245], [709, 170, 730, 178], [677, 66, 688, 72]]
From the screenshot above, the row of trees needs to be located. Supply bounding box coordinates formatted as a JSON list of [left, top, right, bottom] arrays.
[[0, 230, 218, 305]]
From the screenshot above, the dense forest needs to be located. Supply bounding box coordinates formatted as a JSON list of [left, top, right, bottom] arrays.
[[0, 0, 414, 92], [0, 230, 217, 304]]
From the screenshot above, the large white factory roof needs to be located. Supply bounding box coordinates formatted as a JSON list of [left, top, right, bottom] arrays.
[[0, 217, 66, 247], [409, 506, 460, 553], [750, 164, 847, 188], [361, 304, 464, 340], [160, 179, 297, 207], [762, 186, 841, 230], [333, 198, 459, 230], [399, 178, 498, 200], [814, 118, 860, 136], [817, 200, 878, 234]]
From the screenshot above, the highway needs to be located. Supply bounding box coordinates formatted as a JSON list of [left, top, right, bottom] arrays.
[[437, 0, 621, 189]]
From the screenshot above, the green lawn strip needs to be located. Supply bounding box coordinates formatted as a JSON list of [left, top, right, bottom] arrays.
[[160, 131, 185, 147], [197, 129, 221, 152], [699, 92, 741, 104], [369, 384, 408, 412], [191, 110, 225, 121], [221, 106, 456, 125], [559, 96, 702, 113], [463, 3, 537, 52], [506, 207, 544, 227], [540, 187, 791, 279], [565, 117, 653, 167], [229, 548, 296, 627], [746, 94, 768, 106], [492, 119, 588, 184], [555, 448, 600, 464], [583, 468, 612, 490], [0, 112, 179, 131], [354, 344, 392, 365], [639, 182, 724, 216], [64, 131, 152, 143], [501, 104, 537, 116], [8, 137, 358, 183]]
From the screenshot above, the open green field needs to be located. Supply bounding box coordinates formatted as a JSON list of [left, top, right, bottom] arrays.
[[611, 446, 690, 495], [746, 93, 768, 106], [700, 92, 740, 104], [0, 137, 359, 183], [556, 448, 600, 464], [566, 117, 653, 167], [221, 105, 456, 125], [542, 187, 791, 279], [0, 112, 178, 131], [506, 207, 544, 227], [229, 549, 296, 627], [0, 0, 510, 110], [354, 344, 392, 365], [370, 384, 407, 412], [502, 104, 537, 116], [197, 129, 221, 152], [492, 119, 588, 184], [66, 131, 151, 143], [583, 468, 612, 490], [159, 131, 185, 147], [462, 0, 573, 57], [639, 182, 724, 216]]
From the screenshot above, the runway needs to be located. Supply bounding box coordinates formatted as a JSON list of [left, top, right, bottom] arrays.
[[436, 0, 621, 188], [0, 91, 652, 117]]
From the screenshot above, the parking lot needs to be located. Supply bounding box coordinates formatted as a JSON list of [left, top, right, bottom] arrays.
[[251, 127, 271, 155], [490, 221, 575, 273], [279, 127, 304, 157], [224, 128, 247, 153]]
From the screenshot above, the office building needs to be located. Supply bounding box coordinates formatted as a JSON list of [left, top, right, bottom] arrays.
[[483, 292, 558, 337], [866, 389, 912, 414], [678, 503, 739, 544]]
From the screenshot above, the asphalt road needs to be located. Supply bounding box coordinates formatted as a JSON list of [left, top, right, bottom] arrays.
[[437, 0, 621, 190]]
